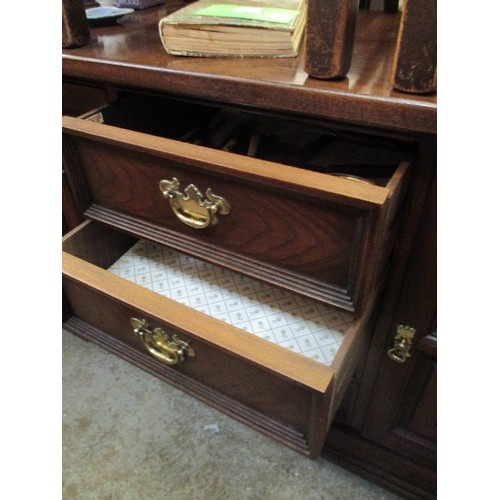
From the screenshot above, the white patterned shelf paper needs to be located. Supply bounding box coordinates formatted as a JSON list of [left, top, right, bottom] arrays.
[[108, 240, 354, 366]]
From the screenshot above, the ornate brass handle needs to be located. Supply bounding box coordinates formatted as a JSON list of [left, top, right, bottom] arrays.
[[159, 177, 231, 229], [387, 324, 416, 363], [131, 317, 195, 366]]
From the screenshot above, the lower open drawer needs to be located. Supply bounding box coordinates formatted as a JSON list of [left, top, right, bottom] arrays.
[[62, 220, 371, 456]]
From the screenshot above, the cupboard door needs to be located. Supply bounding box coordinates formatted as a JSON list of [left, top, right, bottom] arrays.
[[357, 171, 436, 496]]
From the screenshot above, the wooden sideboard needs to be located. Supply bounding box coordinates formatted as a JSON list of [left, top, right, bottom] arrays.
[[62, 3, 436, 498]]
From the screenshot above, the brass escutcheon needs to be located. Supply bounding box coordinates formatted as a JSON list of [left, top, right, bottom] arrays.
[[159, 177, 231, 229], [387, 324, 416, 363], [131, 317, 195, 366]]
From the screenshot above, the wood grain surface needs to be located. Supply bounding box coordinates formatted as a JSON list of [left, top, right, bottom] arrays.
[[62, 4, 436, 133]]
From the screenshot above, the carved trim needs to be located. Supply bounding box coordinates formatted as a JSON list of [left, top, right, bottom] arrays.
[[84, 204, 361, 311]]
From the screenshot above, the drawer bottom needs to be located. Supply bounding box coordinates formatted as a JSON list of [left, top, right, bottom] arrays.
[[107, 238, 353, 367]]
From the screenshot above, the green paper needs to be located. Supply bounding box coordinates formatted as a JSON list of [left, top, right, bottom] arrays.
[[195, 4, 299, 24]]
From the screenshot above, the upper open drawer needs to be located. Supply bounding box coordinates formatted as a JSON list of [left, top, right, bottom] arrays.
[[62, 92, 412, 312]]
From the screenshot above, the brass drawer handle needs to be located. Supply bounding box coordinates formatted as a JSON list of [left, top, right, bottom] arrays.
[[131, 317, 195, 366], [387, 324, 416, 363], [159, 177, 231, 229]]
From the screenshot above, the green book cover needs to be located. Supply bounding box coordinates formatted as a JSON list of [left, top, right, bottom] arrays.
[[195, 4, 300, 25], [161, 0, 305, 31]]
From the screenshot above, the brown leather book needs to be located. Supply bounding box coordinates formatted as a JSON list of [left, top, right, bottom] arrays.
[[305, 0, 359, 79], [391, 0, 437, 94], [62, 0, 91, 48]]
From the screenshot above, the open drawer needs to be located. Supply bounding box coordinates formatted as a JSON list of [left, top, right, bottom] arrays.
[[62, 92, 412, 313], [63, 221, 375, 457]]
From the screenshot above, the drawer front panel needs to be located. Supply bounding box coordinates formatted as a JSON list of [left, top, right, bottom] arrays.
[[63, 277, 310, 436], [64, 126, 389, 311], [79, 138, 362, 282]]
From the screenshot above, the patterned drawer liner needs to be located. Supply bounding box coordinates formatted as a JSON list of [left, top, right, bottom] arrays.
[[108, 240, 354, 366]]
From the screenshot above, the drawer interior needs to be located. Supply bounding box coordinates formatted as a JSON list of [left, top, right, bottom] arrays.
[[93, 92, 413, 186], [63, 222, 354, 367]]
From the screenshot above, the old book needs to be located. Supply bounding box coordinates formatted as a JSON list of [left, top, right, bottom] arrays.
[[305, 0, 359, 79], [391, 0, 437, 93], [158, 0, 307, 57], [62, 0, 90, 48]]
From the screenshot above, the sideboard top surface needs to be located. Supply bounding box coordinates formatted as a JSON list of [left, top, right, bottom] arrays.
[[62, 3, 436, 134]]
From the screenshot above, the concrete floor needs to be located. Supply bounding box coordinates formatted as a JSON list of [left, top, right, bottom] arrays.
[[62, 328, 401, 500]]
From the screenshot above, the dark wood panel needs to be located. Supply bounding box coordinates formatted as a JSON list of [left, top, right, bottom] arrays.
[[402, 338, 436, 442], [358, 169, 436, 458], [62, 220, 136, 268], [62, 171, 83, 232], [62, 81, 115, 116], [78, 140, 363, 280], [323, 138, 436, 498], [322, 426, 437, 499], [344, 137, 436, 428]]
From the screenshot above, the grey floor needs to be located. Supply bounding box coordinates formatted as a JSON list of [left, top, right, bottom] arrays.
[[62, 328, 401, 500]]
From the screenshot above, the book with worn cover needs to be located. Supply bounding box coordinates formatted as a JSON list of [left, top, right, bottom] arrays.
[[158, 0, 307, 57]]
